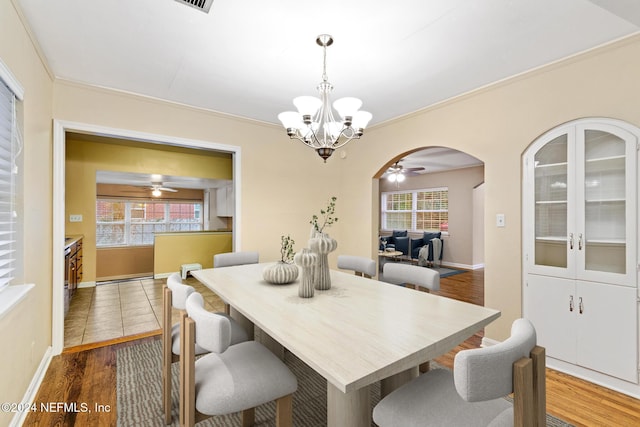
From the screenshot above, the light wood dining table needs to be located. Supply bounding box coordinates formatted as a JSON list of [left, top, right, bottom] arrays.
[[192, 263, 500, 427]]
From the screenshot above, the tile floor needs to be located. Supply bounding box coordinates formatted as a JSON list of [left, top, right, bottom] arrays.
[[64, 276, 224, 348]]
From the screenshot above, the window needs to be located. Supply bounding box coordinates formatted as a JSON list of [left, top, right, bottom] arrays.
[[96, 200, 203, 247], [381, 187, 448, 232], [0, 76, 22, 292]]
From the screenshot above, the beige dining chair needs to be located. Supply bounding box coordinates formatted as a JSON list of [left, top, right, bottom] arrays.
[[382, 262, 440, 292], [180, 292, 297, 427], [373, 318, 546, 427], [162, 272, 248, 425], [213, 250, 259, 268], [337, 254, 377, 279], [213, 251, 259, 314]]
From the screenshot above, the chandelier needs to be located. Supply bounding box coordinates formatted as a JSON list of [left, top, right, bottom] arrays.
[[278, 34, 372, 162]]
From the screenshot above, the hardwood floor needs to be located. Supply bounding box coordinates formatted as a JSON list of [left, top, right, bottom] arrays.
[[25, 270, 640, 426]]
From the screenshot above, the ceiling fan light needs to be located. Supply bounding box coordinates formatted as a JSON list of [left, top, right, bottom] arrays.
[[388, 173, 397, 182], [293, 96, 322, 117], [152, 188, 162, 197], [396, 173, 406, 183], [333, 97, 362, 120]]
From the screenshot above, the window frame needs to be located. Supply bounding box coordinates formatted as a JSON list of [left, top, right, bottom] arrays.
[[96, 198, 204, 247], [381, 187, 449, 234]]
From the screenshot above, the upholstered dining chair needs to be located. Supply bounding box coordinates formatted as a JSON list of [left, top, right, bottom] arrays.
[[213, 251, 259, 314], [213, 250, 259, 268], [373, 318, 546, 427], [180, 292, 298, 427], [337, 254, 377, 279], [382, 262, 440, 292], [162, 272, 248, 425]]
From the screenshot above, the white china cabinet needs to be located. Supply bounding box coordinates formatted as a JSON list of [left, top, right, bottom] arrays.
[[523, 118, 639, 394]]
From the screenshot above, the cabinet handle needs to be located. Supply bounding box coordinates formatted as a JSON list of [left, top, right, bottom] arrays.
[[569, 295, 574, 312], [578, 233, 583, 250], [568, 233, 574, 250], [579, 297, 584, 314]]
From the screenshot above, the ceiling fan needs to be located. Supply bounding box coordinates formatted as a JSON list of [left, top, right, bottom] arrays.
[[386, 161, 425, 182], [150, 181, 178, 197]]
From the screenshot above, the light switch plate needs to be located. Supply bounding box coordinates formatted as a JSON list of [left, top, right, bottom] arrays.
[[496, 213, 505, 227], [69, 214, 83, 222]]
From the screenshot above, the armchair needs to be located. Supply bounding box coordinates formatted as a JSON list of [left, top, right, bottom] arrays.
[[410, 232, 443, 265], [381, 230, 409, 256]]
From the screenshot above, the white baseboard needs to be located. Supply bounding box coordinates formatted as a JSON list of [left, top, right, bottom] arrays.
[[11, 346, 53, 427], [77, 281, 96, 288], [154, 272, 173, 280], [441, 261, 484, 270]]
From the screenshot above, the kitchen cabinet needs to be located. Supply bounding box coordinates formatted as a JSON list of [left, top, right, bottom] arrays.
[[523, 118, 639, 386], [64, 236, 83, 316], [216, 184, 234, 217]]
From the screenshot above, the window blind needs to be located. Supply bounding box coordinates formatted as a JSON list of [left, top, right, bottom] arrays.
[[0, 81, 16, 292]]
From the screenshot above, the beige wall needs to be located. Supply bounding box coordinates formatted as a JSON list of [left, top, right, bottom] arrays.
[[0, 0, 54, 423], [4, 0, 640, 413], [341, 35, 640, 340], [66, 137, 232, 282], [379, 165, 484, 267]]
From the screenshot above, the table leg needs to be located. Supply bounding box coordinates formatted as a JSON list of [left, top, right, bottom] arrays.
[[327, 383, 370, 427], [380, 366, 419, 398], [229, 307, 284, 360], [230, 307, 254, 339]]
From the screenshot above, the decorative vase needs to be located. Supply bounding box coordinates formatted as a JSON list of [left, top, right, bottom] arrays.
[[262, 262, 299, 285], [294, 248, 317, 298], [308, 231, 338, 291]]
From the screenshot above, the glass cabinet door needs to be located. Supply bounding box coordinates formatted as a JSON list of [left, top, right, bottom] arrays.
[[533, 133, 570, 270], [577, 126, 635, 284]]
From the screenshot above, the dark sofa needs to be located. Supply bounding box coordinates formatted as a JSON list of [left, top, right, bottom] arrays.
[[381, 230, 443, 263], [410, 231, 444, 264]]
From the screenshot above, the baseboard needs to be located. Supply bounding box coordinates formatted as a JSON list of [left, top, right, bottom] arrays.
[[77, 281, 96, 288], [10, 346, 53, 427], [154, 272, 173, 280], [440, 261, 482, 270]]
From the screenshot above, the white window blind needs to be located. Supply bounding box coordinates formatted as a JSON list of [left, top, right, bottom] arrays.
[[0, 80, 18, 292]]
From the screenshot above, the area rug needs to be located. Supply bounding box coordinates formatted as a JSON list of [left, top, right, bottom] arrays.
[[117, 339, 574, 426], [432, 267, 466, 278]]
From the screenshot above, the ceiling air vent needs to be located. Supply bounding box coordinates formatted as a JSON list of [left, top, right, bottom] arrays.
[[175, 0, 213, 13]]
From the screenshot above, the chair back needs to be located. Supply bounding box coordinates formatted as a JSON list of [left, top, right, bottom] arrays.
[[185, 292, 232, 354], [454, 318, 537, 402], [167, 272, 195, 310], [337, 255, 376, 278], [383, 263, 440, 291], [213, 251, 259, 268]]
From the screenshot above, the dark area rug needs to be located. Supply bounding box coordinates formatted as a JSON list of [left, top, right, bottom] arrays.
[[117, 337, 573, 426]]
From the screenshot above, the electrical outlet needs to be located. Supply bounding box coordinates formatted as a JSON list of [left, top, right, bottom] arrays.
[[69, 214, 83, 222], [496, 213, 505, 227]]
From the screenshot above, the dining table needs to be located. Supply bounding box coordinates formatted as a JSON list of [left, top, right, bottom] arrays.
[[192, 263, 500, 427]]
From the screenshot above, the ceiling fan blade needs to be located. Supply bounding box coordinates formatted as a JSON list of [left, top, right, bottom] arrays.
[[159, 187, 178, 192]]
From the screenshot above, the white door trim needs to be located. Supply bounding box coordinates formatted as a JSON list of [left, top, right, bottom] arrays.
[[52, 120, 241, 355]]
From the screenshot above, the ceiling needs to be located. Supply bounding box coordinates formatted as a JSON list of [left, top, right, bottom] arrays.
[[15, 0, 640, 175]]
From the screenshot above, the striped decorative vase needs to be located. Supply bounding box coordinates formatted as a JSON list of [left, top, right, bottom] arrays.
[[309, 231, 338, 291], [294, 248, 317, 298], [262, 261, 299, 285]]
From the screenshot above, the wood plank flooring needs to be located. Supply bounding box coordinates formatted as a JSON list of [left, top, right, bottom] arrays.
[[25, 270, 640, 426]]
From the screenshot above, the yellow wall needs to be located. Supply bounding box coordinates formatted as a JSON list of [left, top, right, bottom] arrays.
[[0, 0, 54, 424], [153, 232, 232, 275], [65, 137, 232, 282]]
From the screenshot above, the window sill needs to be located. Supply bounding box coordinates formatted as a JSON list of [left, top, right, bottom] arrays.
[[0, 284, 35, 320]]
